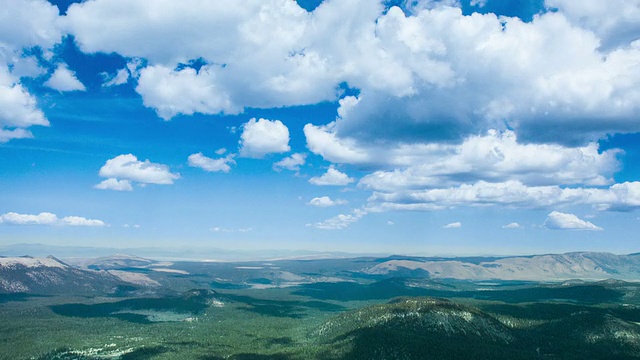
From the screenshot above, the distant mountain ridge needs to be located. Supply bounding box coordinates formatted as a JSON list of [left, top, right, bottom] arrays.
[[0, 255, 128, 294], [3, 251, 640, 295], [363, 252, 640, 281], [0, 243, 366, 261]]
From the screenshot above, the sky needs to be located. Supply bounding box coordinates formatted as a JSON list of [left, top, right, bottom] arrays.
[[1, 0, 640, 256]]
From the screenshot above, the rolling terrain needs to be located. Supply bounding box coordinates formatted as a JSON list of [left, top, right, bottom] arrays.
[[2, 251, 640, 359], [363, 252, 640, 281]]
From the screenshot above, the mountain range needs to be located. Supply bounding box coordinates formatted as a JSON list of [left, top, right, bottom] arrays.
[[2, 251, 640, 295], [364, 252, 640, 281]]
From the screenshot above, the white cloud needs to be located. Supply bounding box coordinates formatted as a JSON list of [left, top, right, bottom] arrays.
[[330, 7, 640, 146], [0, 212, 106, 227], [273, 153, 306, 171], [0, 0, 60, 143], [303, 122, 371, 164], [0, 67, 49, 142], [97, 154, 179, 189], [307, 209, 367, 230], [545, 0, 640, 50], [502, 222, 522, 229], [44, 64, 86, 92], [10, 56, 46, 79], [0, 128, 33, 142], [544, 211, 603, 231], [102, 68, 129, 87], [60, 216, 106, 227], [0, 212, 57, 225], [136, 65, 237, 120], [307, 196, 348, 207], [94, 178, 133, 191], [210, 226, 251, 233], [309, 167, 355, 186], [307, 126, 621, 196], [0, 0, 61, 50], [59, 0, 640, 147], [188, 152, 236, 173], [64, 0, 339, 118], [357, 130, 620, 190], [239, 118, 290, 158], [443, 222, 462, 228], [367, 180, 640, 212]]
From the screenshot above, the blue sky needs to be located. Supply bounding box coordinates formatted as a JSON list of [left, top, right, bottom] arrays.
[[2, 0, 640, 255]]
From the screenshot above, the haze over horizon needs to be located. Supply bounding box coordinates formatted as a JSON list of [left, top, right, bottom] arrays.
[[2, 0, 640, 256]]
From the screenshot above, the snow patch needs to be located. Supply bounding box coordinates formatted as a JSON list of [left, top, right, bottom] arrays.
[[107, 270, 160, 286], [0, 256, 67, 269]]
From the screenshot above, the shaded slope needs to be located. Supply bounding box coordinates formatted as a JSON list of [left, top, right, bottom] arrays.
[[314, 297, 523, 359], [314, 297, 640, 359]]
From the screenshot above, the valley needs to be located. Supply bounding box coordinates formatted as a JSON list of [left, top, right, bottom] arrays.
[[2, 252, 640, 359]]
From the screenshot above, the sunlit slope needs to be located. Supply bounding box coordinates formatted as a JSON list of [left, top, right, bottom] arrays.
[[365, 252, 640, 281], [0, 256, 126, 294]]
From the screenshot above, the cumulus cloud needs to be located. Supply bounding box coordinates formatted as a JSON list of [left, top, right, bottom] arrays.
[[94, 178, 133, 191], [211, 226, 252, 233], [470, 0, 487, 7], [64, 0, 339, 118], [239, 118, 290, 158], [309, 167, 355, 186], [0, 128, 33, 142], [0, 212, 106, 227], [0, 0, 61, 50], [367, 181, 640, 212], [273, 153, 306, 171], [96, 154, 179, 190], [188, 152, 236, 173], [303, 122, 371, 164], [0, 0, 57, 141], [356, 130, 620, 189], [307, 196, 348, 207], [307, 209, 367, 230], [344, 129, 634, 213], [0, 67, 49, 124], [6, 0, 639, 230], [0, 212, 57, 225], [544, 211, 603, 231], [10, 56, 46, 79], [502, 222, 522, 229], [546, 0, 640, 50], [102, 67, 129, 87], [60, 216, 107, 227], [137, 65, 237, 120], [44, 64, 86, 91], [330, 7, 640, 146], [58, 0, 640, 148], [443, 222, 462, 228]]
